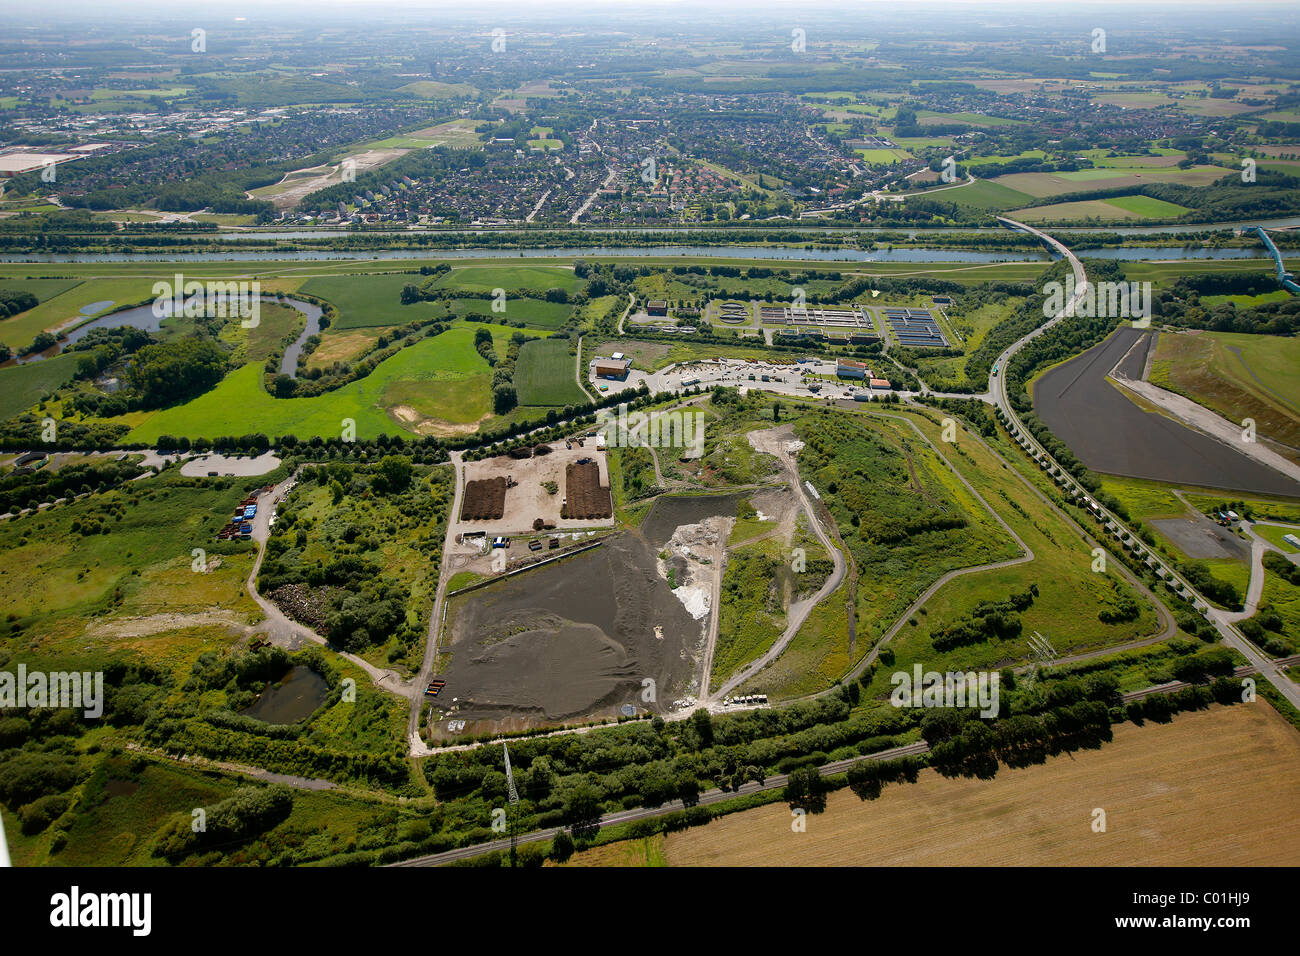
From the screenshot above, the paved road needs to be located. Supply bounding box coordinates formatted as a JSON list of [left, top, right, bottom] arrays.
[[990, 218, 1300, 712], [408, 450, 467, 755], [390, 740, 930, 867]]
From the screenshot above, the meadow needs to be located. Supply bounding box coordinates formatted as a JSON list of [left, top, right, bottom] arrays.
[[0, 353, 80, 420], [429, 264, 583, 294], [124, 324, 534, 442], [852, 409, 1160, 701], [1149, 331, 1300, 456], [513, 337, 587, 406], [299, 273, 440, 329], [0, 277, 158, 350]]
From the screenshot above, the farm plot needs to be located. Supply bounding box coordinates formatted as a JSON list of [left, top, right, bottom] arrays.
[[299, 274, 439, 329], [514, 337, 586, 406], [991, 166, 1229, 199], [653, 704, 1300, 867]]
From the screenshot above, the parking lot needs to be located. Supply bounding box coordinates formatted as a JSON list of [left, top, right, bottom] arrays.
[[649, 357, 889, 402]]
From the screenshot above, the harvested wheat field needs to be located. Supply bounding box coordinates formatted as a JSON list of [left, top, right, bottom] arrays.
[[607, 704, 1300, 866]]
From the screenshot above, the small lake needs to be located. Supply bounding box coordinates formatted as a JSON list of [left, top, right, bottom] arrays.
[[239, 664, 330, 725], [17, 294, 321, 377]]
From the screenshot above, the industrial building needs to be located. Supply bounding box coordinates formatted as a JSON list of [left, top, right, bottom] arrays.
[[594, 356, 633, 380], [646, 300, 669, 316], [836, 358, 869, 380]]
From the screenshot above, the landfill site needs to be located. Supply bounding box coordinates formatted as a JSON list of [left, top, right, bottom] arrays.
[[430, 490, 759, 737], [454, 436, 614, 539]]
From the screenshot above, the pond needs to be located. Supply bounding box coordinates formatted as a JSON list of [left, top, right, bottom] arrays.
[[239, 664, 330, 725], [16, 294, 322, 378]]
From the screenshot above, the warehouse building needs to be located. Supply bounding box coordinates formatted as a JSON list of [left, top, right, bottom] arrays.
[[836, 358, 869, 380], [594, 356, 633, 380]]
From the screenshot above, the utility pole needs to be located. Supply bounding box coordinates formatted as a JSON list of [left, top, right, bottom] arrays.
[[504, 742, 519, 866]]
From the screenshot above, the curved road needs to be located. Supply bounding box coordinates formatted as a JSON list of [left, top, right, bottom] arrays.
[[991, 217, 1300, 711], [247, 469, 410, 694], [708, 435, 848, 701]]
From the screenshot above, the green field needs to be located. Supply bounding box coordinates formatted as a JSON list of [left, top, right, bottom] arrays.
[[1149, 331, 1300, 454], [917, 111, 1022, 127], [513, 337, 586, 406], [740, 405, 1159, 699], [430, 265, 583, 294], [1256, 524, 1300, 554], [398, 80, 478, 99], [945, 179, 1035, 210], [714, 538, 786, 691], [0, 278, 158, 351], [123, 324, 534, 442], [1104, 195, 1192, 217], [0, 352, 81, 420], [856, 148, 912, 165], [299, 274, 440, 329], [408, 119, 483, 148], [1010, 194, 1191, 222], [992, 165, 1229, 199]]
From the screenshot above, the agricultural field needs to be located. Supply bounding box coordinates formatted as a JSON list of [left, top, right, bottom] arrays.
[[398, 81, 479, 100], [945, 179, 1035, 210], [0, 277, 158, 351], [299, 274, 439, 329], [608, 705, 1300, 867], [990, 165, 1229, 200], [513, 337, 586, 406], [304, 328, 382, 371], [429, 265, 583, 295], [123, 324, 537, 442], [1008, 195, 1191, 223], [916, 110, 1022, 127], [0, 353, 80, 420], [406, 118, 484, 146], [855, 148, 912, 165]]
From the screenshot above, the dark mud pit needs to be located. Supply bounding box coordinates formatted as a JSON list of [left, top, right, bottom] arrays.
[[1034, 328, 1300, 498], [442, 495, 743, 728], [640, 492, 742, 547], [240, 664, 329, 724], [443, 533, 700, 725]]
